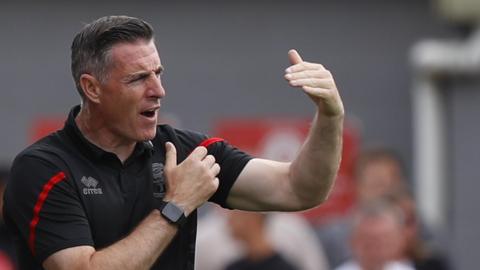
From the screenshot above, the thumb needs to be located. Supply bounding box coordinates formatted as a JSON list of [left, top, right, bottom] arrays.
[[288, 49, 303, 65], [164, 142, 177, 169]]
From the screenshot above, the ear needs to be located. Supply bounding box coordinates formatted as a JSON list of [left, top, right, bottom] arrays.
[[79, 74, 102, 104]]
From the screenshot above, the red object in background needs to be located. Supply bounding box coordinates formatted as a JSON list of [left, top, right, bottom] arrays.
[[30, 117, 66, 143], [214, 118, 360, 225]]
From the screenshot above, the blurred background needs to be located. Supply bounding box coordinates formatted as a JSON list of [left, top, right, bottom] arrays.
[[1, 0, 479, 269]]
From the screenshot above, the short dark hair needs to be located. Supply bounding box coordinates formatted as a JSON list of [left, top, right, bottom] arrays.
[[353, 198, 406, 228], [71, 15, 154, 99], [355, 146, 406, 179]]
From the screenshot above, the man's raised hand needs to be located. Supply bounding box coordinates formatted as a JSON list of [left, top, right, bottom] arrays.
[[284, 49, 344, 117]]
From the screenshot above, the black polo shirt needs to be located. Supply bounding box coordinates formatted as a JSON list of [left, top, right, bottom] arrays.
[[3, 105, 252, 269]]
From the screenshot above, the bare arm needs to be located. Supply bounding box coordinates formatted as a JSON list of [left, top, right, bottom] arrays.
[[43, 210, 177, 270], [227, 50, 344, 211], [44, 143, 220, 269]]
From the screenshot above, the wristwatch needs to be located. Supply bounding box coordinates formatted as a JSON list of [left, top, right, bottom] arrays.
[[158, 201, 187, 226]]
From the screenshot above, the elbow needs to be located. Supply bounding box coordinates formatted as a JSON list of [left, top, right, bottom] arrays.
[[293, 175, 336, 211], [299, 191, 331, 210], [288, 161, 339, 211]]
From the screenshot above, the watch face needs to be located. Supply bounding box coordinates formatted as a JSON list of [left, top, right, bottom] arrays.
[[162, 202, 183, 222]]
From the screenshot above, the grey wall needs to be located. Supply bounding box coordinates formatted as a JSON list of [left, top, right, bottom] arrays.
[[3, 0, 476, 268], [0, 0, 450, 164]]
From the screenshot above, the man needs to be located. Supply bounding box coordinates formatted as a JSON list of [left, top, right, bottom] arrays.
[[355, 147, 407, 203], [317, 147, 408, 268], [3, 15, 343, 270], [224, 211, 298, 270], [196, 206, 329, 270], [335, 200, 414, 270]]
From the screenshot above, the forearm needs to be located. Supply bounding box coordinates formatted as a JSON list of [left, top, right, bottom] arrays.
[[44, 210, 178, 270], [90, 210, 176, 269], [290, 111, 343, 207]]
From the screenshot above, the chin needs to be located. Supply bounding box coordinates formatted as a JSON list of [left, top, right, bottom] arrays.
[[140, 128, 157, 141]]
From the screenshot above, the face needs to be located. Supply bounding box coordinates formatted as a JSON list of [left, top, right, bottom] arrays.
[[352, 215, 406, 269], [95, 39, 165, 144], [358, 159, 404, 202]]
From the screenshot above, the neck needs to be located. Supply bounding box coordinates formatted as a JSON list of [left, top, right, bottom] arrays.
[[75, 103, 136, 163], [243, 233, 274, 261]]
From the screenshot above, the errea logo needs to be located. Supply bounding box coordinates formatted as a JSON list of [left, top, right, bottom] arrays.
[[81, 176, 103, 195]]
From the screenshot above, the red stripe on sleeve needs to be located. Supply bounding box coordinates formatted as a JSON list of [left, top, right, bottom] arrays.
[[28, 171, 66, 255], [199, 137, 224, 148]]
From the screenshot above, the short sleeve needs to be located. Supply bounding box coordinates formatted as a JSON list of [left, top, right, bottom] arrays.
[[165, 127, 253, 208], [4, 154, 94, 264], [203, 139, 252, 208]]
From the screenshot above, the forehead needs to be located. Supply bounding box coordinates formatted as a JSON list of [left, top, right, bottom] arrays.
[[357, 215, 400, 234], [109, 40, 161, 73]]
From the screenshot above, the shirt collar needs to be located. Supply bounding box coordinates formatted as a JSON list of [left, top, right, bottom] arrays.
[[63, 105, 154, 160]]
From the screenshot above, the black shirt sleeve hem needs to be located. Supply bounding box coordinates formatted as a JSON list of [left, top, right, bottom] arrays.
[[38, 238, 94, 265], [210, 156, 253, 209]]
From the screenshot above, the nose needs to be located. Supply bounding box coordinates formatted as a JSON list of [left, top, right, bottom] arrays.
[[147, 74, 166, 99]]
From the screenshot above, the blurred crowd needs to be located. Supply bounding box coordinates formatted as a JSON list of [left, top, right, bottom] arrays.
[[196, 146, 451, 270], [0, 146, 451, 270]]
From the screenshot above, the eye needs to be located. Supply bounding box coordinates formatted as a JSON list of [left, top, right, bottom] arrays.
[[129, 74, 148, 84]]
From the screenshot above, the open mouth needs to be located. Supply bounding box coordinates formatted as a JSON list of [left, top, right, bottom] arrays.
[[140, 109, 156, 118]]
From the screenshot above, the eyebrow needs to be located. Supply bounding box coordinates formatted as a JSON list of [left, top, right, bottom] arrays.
[[122, 65, 164, 83]]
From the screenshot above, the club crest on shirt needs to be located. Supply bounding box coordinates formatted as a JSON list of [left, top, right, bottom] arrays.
[[152, 162, 166, 198], [81, 176, 103, 195]]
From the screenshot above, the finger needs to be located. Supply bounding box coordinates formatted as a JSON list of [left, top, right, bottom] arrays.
[[288, 49, 303, 65], [212, 177, 220, 190], [202, 155, 216, 167], [211, 163, 221, 176], [286, 62, 326, 73], [190, 146, 208, 160], [289, 78, 334, 88], [164, 142, 177, 169], [301, 86, 332, 98], [284, 69, 330, 81]]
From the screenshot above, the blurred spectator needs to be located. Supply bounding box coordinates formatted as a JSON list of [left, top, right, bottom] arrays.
[[0, 168, 16, 270], [224, 210, 297, 270], [196, 207, 329, 270], [386, 190, 450, 270], [318, 147, 407, 267], [335, 199, 414, 270], [355, 147, 407, 203], [320, 146, 450, 269]]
